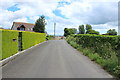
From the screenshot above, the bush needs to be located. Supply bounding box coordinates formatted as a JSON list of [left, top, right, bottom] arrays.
[[22, 31, 46, 50], [82, 48, 92, 56], [1, 29, 46, 60], [69, 34, 119, 59], [86, 29, 99, 35], [88, 53, 100, 61], [0, 30, 2, 59], [66, 34, 120, 78], [1, 29, 19, 59], [46, 35, 54, 40], [113, 66, 120, 78]]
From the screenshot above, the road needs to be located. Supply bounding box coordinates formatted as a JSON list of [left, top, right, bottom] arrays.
[[2, 40, 112, 78]]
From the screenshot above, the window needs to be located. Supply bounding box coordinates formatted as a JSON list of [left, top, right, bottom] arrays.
[[17, 27, 20, 30], [20, 28, 25, 31], [19, 25, 25, 31]]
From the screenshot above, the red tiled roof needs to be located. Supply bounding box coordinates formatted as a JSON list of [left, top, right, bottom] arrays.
[[13, 22, 35, 26], [11, 22, 35, 31]]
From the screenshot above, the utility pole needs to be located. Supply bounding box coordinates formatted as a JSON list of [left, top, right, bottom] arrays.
[[54, 23, 56, 38]]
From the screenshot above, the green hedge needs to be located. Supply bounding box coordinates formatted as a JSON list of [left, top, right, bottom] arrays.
[[1, 29, 46, 60], [1, 29, 19, 60], [67, 34, 119, 58], [22, 31, 46, 50], [46, 35, 54, 40], [66, 34, 120, 78], [0, 30, 1, 60]]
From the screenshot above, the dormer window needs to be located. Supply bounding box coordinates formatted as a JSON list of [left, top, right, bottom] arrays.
[[17, 25, 25, 31]]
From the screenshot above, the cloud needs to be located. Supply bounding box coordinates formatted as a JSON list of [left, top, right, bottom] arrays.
[[92, 21, 118, 34], [0, 0, 118, 35], [58, 1, 118, 24], [57, 0, 118, 34]]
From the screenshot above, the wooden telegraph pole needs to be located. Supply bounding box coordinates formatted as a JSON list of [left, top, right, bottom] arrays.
[[54, 23, 56, 39]]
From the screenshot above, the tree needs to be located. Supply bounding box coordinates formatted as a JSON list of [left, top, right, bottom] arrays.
[[69, 28, 77, 34], [107, 29, 117, 35], [64, 28, 69, 37], [33, 15, 46, 33], [86, 24, 92, 31], [64, 28, 77, 37], [86, 29, 99, 35], [79, 25, 85, 34]]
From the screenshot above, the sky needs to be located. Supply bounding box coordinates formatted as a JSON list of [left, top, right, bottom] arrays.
[[0, 0, 119, 35]]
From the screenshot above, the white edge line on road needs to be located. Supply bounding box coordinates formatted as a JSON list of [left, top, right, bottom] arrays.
[[0, 41, 47, 67]]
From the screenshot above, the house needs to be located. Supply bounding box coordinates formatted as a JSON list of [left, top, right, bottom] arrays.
[[11, 22, 35, 32]]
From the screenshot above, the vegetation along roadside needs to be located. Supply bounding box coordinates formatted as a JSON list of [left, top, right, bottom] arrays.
[[66, 34, 120, 79]]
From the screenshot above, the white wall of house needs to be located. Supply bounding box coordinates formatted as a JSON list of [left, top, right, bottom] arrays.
[[12, 25, 17, 30]]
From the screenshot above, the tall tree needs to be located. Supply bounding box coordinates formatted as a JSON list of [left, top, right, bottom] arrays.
[[69, 28, 77, 34], [107, 29, 117, 35], [86, 29, 99, 35], [33, 15, 46, 33], [79, 25, 85, 34], [86, 24, 92, 31], [64, 28, 77, 37], [64, 28, 69, 37]]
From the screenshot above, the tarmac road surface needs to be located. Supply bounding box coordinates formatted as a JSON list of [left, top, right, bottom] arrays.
[[2, 40, 112, 78]]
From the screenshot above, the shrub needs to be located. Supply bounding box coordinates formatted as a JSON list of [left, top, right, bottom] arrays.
[[88, 53, 100, 61], [0, 29, 2, 59], [82, 48, 92, 56], [1, 29, 19, 59], [69, 34, 119, 59], [22, 31, 46, 50], [66, 34, 120, 78], [46, 35, 54, 40], [113, 66, 120, 78], [1, 30, 46, 60]]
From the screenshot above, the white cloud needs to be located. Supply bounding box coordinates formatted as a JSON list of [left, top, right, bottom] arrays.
[[14, 17, 28, 22], [92, 21, 118, 34], [0, 0, 118, 34], [57, 0, 118, 34], [58, 1, 117, 24]]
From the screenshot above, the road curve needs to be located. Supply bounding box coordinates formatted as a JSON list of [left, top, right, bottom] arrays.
[[2, 40, 112, 78]]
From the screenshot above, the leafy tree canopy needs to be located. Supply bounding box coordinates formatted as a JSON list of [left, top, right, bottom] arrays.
[[86, 29, 99, 35], [64, 28, 77, 37], [107, 29, 117, 35], [79, 25, 85, 34], [86, 24, 92, 31], [33, 15, 46, 33]]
